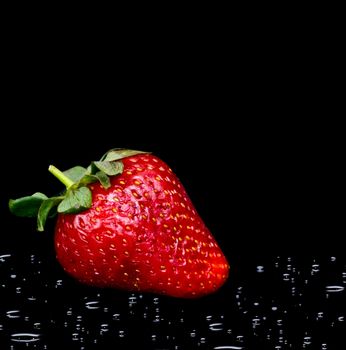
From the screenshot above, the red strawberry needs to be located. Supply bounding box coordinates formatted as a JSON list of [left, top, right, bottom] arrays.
[[9, 149, 229, 298]]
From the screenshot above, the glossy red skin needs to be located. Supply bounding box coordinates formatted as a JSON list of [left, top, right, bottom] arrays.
[[55, 154, 229, 298]]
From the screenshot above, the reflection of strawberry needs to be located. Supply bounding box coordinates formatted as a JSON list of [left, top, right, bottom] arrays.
[[9, 149, 229, 298]]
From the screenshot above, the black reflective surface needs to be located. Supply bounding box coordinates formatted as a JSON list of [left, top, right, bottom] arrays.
[[1, 248, 345, 349]]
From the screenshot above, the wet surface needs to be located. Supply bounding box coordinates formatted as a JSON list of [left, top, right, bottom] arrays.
[[1, 250, 345, 349]]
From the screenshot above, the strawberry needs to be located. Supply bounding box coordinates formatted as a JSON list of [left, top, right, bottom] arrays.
[[9, 149, 229, 298]]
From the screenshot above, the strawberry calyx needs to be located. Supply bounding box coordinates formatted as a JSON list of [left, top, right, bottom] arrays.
[[8, 148, 149, 232]]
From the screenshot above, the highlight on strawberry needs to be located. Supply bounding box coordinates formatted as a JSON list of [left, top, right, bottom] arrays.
[[9, 149, 229, 298]]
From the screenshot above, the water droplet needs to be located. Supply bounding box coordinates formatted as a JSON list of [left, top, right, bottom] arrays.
[[119, 330, 125, 338], [128, 295, 137, 304], [153, 315, 161, 323], [317, 312, 324, 320], [214, 346, 243, 349], [303, 336, 312, 344], [15, 287, 22, 294], [236, 335, 244, 342], [326, 285, 344, 292], [311, 264, 320, 274], [209, 323, 224, 331], [33, 322, 41, 330], [252, 318, 261, 328], [0, 254, 11, 262], [100, 323, 109, 333], [337, 316, 344, 322], [55, 279, 63, 288], [11, 333, 40, 343], [283, 273, 290, 281], [256, 265, 264, 273], [112, 314, 120, 321], [85, 301, 100, 310], [6, 310, 20, 319], [10, 274, 16, 279], [330, 256, 336, 262]]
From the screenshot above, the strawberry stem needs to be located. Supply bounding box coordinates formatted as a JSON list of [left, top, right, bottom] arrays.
[[48, 165, 74, 189]]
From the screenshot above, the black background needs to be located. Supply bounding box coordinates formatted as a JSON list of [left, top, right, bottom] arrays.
[[1, 18, 344, 268]]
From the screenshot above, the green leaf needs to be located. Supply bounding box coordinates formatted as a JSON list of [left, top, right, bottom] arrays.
[[78, 171, 110, 189], [63, 166, 87, 182], [78, 174, 99, 186], [93, 160, 124, 176], [37, 197, 62, 232], [94, 171, 111, 188], [57, 186, 92, 214], [9, 192, 48, 218], [100, 148, 149, 162], [87, 163, 98, 176], [33, 192, 48, 200]]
